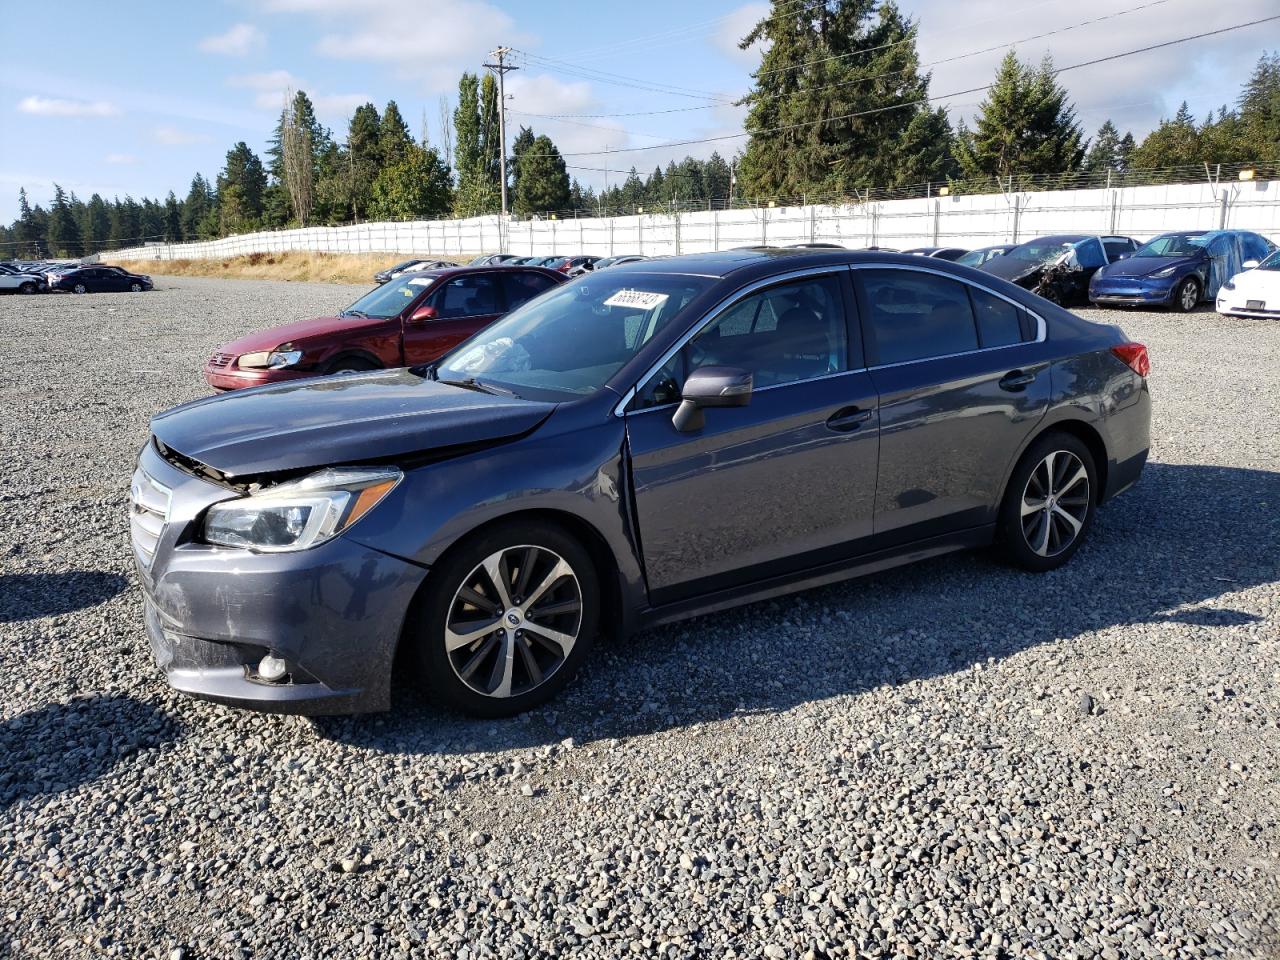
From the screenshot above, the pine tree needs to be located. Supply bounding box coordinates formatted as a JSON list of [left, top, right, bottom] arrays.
[[380, 100, 413, 166], [955, 52, 1084, 182], [513, 135, 570, 215], [218, 142, 267, 223], [46, 185, 83, 257], [509, 126, 536, 202], [163, 192, 183, 242], [1238, 52, 1280, 162], [739, 0, 931, 198], [182, 175, 214, 239], [893, 107, 958, 186], [704, 152, 732, 205], [479, 75, 502, 200], [348, 103, 383, 166], [1129, 101, 1201, 169], [84, 194, 111, 252], [1116, 132, 1136, 171], [1082, 120, 1124, 173]]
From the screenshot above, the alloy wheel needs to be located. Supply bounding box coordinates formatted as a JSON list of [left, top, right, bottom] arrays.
[[1179, 280, 1198, 311], [73, 284, 87, 294], [1020, 450, 1091, 557], [131, 283, 142, 292], [445, 545, 583, 699]]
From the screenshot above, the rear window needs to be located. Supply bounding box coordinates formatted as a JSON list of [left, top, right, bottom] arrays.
[[860, 270, 978, 364]]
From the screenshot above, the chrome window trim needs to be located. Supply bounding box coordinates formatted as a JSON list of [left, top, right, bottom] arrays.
[[613, 265, 852, 417]]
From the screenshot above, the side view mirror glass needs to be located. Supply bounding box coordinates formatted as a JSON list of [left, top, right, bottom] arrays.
[[1242, 259, 1259, 270], [408, 305, 438, 323], [672, 366, 753, 432]]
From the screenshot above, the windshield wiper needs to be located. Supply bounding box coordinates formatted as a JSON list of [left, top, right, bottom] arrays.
[[342, 308, 369, 318], [438, 376, 519, 398]]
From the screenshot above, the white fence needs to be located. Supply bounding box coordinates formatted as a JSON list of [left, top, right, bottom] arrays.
[[109, 179, 1280, 262]]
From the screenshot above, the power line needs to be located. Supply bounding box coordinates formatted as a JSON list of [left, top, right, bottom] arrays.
[[511, 49, 735, 103], [519, 15, 1280, 161]]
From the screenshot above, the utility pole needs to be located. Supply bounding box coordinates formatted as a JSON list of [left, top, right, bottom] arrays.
[[484, 47, 518, 221]]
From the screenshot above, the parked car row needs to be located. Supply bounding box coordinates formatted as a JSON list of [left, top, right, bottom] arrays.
[[138, 246, 1153, 718], [0, 259, 153, 294]]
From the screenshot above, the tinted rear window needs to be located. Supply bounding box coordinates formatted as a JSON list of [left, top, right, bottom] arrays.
[[859, 270, 979, 364]]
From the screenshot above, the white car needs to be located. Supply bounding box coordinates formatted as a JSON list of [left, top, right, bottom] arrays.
[[1216, 249, 1280, 319], [0, 264, 47, 294]]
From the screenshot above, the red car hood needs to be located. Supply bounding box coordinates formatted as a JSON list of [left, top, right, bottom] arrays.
[[215, 314, 393, 354]]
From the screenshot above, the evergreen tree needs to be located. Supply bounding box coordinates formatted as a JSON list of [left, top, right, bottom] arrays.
[[370, 142, 453, 220], [955, 52, 1084, 182], [14, 188, 41, 254], [111, 196, 144, 248], [163, 191, 183, 242], [893, 107, 958, 186], [140, 198, 166, 242], [349, 103, 383, 166], [1082, 120, 1125, 173], [379, 100, 413, 166], [84, 194, 111, 251], [619, 168, 645, 210], [46, 185, 83, 256], [1116, 132, 1136, 171], [513, 134, 570, 215], [182, 175, 215, 239], [644, 165, 666, 206], [479, 74, 502, 199], [704, 152, 732, 204], [509, 126, 536, 201], [739, 0, 931, 198], [1129, 101, 1201, 169], [218, 142, 267, 223], [1238, 52, 1280, 162], [453, 72, 499, 216]]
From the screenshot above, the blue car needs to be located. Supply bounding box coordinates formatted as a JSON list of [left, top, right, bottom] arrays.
[[1089, 230, 1275, 312]]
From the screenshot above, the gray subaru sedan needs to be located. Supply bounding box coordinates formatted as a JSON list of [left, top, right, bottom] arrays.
[[130, 248, 1150, 716]]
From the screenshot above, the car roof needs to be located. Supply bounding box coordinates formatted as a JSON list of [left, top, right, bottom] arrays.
[[396, 264, 560, 280], [603, 247, 1013, 282]]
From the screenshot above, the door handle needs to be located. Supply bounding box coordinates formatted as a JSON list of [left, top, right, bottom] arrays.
[[826, 406, 874, 432], [999, 370, 1036, 392]]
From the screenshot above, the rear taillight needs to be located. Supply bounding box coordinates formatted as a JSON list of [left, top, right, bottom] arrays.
[[1111, 342, 1150, 378]]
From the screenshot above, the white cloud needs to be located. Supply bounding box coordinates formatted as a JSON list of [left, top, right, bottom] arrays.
[[153, 126, 211, 146], [105, 153, 140, 165], [198, 23, 266, 57], [714, 3, 769, 65], [17, 96, 119, 117], [228, 69, 303, 110], [261, 0, 534, 91], [313, 93, 374, 116]]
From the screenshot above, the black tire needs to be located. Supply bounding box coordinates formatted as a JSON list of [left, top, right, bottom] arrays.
[[1171, 276, 1200, 313], [412, 520, 599, 717], [327, 357, 379, 374], [18, 282, 36, 295], [996, 431, 1098, 572], [129, 282, 143, 292], [73, 283, 87, 294]]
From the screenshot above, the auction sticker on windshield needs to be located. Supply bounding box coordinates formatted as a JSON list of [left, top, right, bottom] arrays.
[[604, 289, 669, 311]]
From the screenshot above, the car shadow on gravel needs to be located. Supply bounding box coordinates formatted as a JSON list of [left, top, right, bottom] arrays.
[[0, 571, 129, 623], [312, 461, 1279, 755], [0, 695, 179, 811]]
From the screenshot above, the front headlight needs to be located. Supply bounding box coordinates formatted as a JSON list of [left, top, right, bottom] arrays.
[[202, 467, 401, 552], [238, 345, 304, 369], [1222, 280, 1236, 291], [1147, 267, 1177, 279]]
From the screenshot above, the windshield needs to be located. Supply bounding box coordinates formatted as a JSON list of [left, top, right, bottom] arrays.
[[1006, 239, 1078, 264], [955, 249, 987, 267], [1257, 250, 1280, 271], [1133, 233, 1209, 258], [343, 276, 434, 318], [434, 273, 713, 401]]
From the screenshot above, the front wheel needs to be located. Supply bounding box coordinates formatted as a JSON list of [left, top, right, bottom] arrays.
[[18, 282, 36, 294], [996, 432, 1098, 572], [412, 521, 599, 717], [130, 282, 143, 292], [327, 357, 379, 375], [1171, 276, 1200, 313], [72, 283, 87, 294]]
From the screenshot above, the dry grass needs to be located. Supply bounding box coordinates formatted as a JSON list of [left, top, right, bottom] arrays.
[[105, 251, 465, 285]]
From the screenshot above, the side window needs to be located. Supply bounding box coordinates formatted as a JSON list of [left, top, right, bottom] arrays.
[[860, 269, 978, 365], [433, 275, 499, 318], [634, 274, 849, 407], [502, 272, 557, 311], [969, 287, 1025, 348], [1242, 234, 1269, 262], [1075, 238, 1106, 268], [1103, 239, 1133, 261]]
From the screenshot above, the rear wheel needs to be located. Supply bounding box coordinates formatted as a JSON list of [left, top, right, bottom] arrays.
[[412, 520, 599, 717], [129, 282, 143, 292], [1171, 276, 1200, 313], [73, 283, 87, 294], [18, 282, 36, 295], [997, 432, 1097, 572]]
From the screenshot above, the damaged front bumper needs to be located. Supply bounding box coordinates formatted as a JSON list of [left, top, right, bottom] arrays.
[[131, 440, 429, 715]]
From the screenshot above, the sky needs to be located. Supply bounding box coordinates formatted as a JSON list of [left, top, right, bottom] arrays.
[[0, 0, 1275, 224]]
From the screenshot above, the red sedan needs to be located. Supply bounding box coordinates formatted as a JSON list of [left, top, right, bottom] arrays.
[[204, 266, 564, 391]]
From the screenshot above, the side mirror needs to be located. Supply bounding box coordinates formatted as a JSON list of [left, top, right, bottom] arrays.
[[1242, 259, 1259, 270], [408, 304, 438, 323], [672, 366, 752, 432]]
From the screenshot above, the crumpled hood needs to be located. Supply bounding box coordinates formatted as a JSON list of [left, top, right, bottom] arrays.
[[151, 368, 555, 477], [214, 313, 392, 355], [980, 255, 1042, 285], [1095, 254, 1202, 281]]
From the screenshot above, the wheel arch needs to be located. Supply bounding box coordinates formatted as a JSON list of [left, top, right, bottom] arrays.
[[1021, 419, 1110, 503], [322, 348, 384, 373], [392, 507, 627, 676]]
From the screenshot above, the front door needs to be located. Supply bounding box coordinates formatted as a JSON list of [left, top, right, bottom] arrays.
[[853, 266, 1050, 546], [625, 272, 880, 604], [402, 273, 505, 365]]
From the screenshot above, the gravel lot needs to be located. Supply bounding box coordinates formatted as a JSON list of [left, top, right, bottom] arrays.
[[1, 275, 1277, 960]]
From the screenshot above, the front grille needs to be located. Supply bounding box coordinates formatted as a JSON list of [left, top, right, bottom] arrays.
[[208, 352, 235, 368], [129, 468, 171, 569]]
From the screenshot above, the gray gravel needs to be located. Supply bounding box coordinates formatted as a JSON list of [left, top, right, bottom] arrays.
[[1, 275, 1278, 959]]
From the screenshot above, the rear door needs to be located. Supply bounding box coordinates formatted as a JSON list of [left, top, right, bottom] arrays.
[[625, 270, 880, 603], [854, 265, 1049, 546], [401, 273, 505, 365], [500, 271, 559, 313]]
